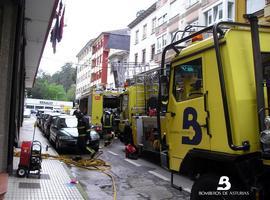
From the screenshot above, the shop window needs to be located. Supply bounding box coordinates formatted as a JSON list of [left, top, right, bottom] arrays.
[[173, 58, 203, 102]]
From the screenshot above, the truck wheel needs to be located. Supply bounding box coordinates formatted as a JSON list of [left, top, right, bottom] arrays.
[[17, 168, 27, 177], [190, 174, 241, 200]]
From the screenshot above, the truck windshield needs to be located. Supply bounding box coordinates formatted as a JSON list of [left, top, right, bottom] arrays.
[[173, 58, 203, 102]]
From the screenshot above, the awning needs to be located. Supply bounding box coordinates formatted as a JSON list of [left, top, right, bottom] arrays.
[[24, 0, 59, 88]]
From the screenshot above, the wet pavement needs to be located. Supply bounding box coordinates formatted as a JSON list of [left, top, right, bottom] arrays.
[[28, 114, 192, 200], [69, 139, 191, 200]]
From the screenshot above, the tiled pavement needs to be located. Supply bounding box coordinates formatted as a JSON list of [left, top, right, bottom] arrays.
[[5, 116, 87, 200]]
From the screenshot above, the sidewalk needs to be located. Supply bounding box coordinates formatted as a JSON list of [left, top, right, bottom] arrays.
[[5, 116, 88, 200]]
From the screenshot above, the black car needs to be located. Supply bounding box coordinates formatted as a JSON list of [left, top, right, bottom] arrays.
[[43, 113, 62, 138], [49, 115, 100, 152], [36, 109, 52, 128]]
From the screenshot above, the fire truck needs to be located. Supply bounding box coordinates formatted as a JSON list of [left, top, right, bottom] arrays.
[[118, 69, 165, 151], [156, 15, 270, 199], [88, 89, 121, 135]]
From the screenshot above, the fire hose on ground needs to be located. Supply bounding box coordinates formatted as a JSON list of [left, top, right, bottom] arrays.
[[14, 149, 117, 200]]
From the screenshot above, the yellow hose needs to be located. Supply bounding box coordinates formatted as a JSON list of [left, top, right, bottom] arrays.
[[14, 150, 117, 200]]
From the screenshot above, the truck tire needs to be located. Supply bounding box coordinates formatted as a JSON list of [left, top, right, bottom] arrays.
[[190, 174, 244, 200]]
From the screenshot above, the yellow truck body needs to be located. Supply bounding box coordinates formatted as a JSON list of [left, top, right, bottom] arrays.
[[90, 90, 121, 126], [166, 28, 270, 172], [159, 19, 270, 199]]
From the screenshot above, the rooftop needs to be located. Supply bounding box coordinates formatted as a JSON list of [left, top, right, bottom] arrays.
[[128, 3, 156, 29]]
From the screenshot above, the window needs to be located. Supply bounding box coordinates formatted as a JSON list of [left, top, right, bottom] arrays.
[[173, 58, 203, 102], [158, 13, 167, 26], [152, 18, 156, 33], [157, 37, 162, 53], [157, 34, 167, 53], [134, 53, 138, 65], [205, 9, 213, 26], [213, 3, 223, 22], [228, 2, 234, 20], [162, 34, 167, 47], [143, 24, 147, 39], [246, 0, 265, 14], [204, 3, 223, 26], [151, 44, 155, 60], [142, 49, 146, 64], [135, 30, 139, 44]]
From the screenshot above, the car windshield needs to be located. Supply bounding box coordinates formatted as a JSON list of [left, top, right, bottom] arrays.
[[62, 118, 77, 128]]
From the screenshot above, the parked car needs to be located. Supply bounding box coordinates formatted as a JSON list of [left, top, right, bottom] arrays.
[[43, 113, 62, 138], [40, 113, 51, 132], [49, 115, 100, 152], [23, 108, 31, 118], [36, 109, 52, 128]]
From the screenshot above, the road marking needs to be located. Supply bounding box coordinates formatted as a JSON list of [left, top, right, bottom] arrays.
[[148, 171, 170, 182], [108, 151, 118, 156], [183, 188, 191, 193], [124, 159, 141, 167]]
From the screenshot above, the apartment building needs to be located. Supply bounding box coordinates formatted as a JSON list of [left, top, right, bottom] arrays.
[[236, 0, 270, 24], [128, 2, 159, 76], [128, 0, 236, 74], [108, 50, 129, 88], [75, 39, 94, 98], [90, 29, 130, 88]]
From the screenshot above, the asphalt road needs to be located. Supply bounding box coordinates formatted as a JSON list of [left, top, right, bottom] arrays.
[[69, 139, 192, 200], [28, 115, 192, 200]]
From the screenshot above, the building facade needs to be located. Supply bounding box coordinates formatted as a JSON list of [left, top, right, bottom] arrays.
[[128, 3, 159, 77], [25, 98, 73, 112], [90, 29, 130, 88], [128, 0, 236, 76], [76, 39, 95, 100], [0, 0, 58, 188], [75, 29, 130, 113], [236, 0, 270, 24], [108, 50, 129, 88]]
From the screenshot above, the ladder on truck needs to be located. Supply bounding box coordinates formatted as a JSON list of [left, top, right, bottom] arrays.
[[133, 74, 146, 114], [133, 67, 160, 114]]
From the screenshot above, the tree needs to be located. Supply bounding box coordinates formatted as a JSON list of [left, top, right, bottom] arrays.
[[27, 63, 76, 101], [51, 63, 76, 92], [47, 84, 67, 101], [66, 84, 76, 101]]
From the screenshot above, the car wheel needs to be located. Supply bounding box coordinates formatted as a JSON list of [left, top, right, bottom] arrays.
[[17, 168, 27, 178]]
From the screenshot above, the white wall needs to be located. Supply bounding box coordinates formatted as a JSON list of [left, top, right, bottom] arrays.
[[76, 46, 92, 100], [129, 11, 158, 68]]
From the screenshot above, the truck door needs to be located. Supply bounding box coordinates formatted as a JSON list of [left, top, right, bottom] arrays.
[[166, 57, 210, 171], [91, 93, 103, 126]]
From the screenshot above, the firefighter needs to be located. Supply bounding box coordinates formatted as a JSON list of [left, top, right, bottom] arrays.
[[73, 110, 90, 153], [101, 109, 114, 146]]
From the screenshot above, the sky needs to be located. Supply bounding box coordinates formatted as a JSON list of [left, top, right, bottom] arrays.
[[39, 0, 156, 75]]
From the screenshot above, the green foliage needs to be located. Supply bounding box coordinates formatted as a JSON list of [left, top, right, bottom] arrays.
[[66, 84, 76, 101], [27, 63, 76, 101]]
